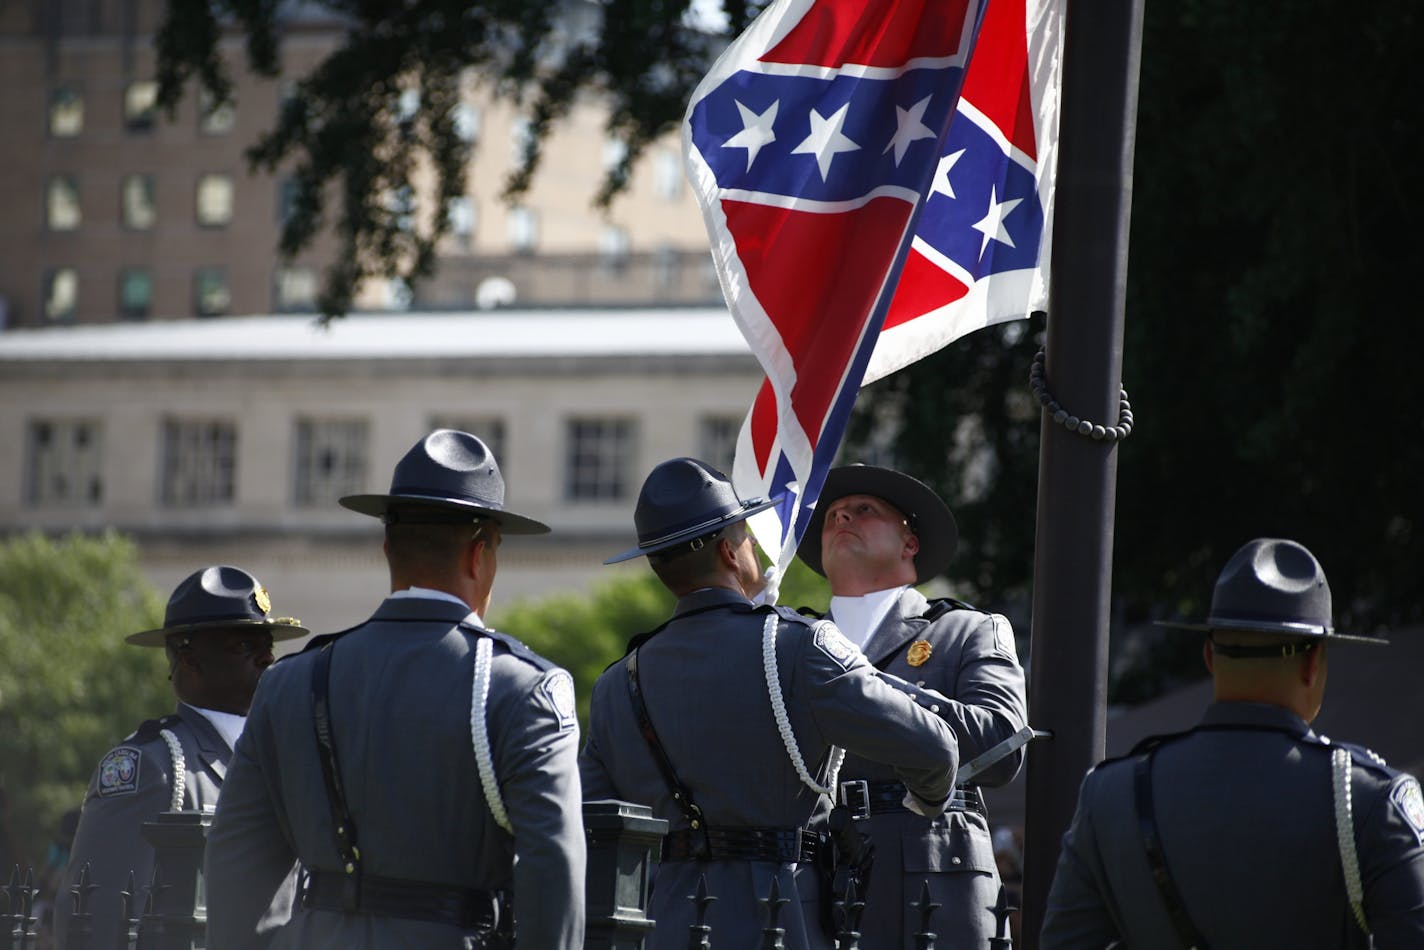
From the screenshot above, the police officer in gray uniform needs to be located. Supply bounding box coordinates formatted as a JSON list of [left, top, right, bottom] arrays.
[[797, 465, 1027, 949], [1041, 537, 1424, 949], [205, 430, 585, 949], [580, 458, 960, 950], [55, 566, 307, 949]]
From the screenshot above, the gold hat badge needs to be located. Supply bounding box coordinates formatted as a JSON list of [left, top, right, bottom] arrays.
[[254, 586, 272, 615], [906, 640, 933, 667]]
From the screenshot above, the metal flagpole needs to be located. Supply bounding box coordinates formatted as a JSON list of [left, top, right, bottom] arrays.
[[1019, 0, 1146, 945]]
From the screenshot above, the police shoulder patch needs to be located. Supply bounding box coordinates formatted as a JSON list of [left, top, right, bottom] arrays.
[[538, 670, 578, 732], [990, 613, 1018, 660], [812, 621, 861, 671], [98, 747, 141, 797], [1389, 775, 1424, 847]]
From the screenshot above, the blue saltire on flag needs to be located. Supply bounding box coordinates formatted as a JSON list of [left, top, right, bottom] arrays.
[[685, 0, 1063, 570]]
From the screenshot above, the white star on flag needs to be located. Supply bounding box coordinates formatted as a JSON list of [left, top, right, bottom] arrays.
[[883, 95, 937, 166], [723, 100, 779, 172], [792, 104, 860, 181], [930, 148, 966, 200], [972, 184, 1024, 258]]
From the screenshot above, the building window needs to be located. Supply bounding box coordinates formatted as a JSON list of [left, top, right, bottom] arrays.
[[119, 269, 152, 319], [274, 267, 318, 312], [564, 417, 636, 502], [161, 419, 237, 506], [447, 196, 475, 250], [121, 174, 156, 230], [277, 176, 300, 225], [453, 102, 481, 144], [194, 268, 230, 317], [655, 148, 683, 200], [507, 207, 538, 254], [429, 415, 506, 471], [46, 176, 81, 231], [27, 419, 103, 506], [698, 415, 741, 474], [387, 186, 415, 233], [198, 88, 235, 135], [294, 418, 369, 507], [49, 87, 84, 137], [124, 80, 159, 132], [600, 226, 630, 274], [603, 138, 628, 173], [196, 174, 235, 227], [653, 244, 681, 293], [510, 116, 534, 165], [43, 268, 78, 322]]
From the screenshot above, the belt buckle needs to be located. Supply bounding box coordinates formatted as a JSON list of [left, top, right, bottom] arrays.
[[839, 780, 870, 820]]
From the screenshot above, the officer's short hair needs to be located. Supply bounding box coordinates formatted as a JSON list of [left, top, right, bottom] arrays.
[[649, 521, 748, 589], [384, 512, 489, 573]]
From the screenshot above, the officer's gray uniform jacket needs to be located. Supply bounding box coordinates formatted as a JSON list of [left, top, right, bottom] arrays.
[[831, 588, 1026, 949], [204, 596, 586, 949], [1041, 701, 1424, 948], [55, 703, 235, 949], [579, 587, 959, 950]]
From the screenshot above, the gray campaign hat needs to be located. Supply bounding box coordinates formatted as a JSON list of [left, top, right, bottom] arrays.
[[605, 457, 779, 564], [797, 464, 958, 581], [340, 429, 549, 535], [126, 565, 307, 647], [1156, 537, 1385, 646]]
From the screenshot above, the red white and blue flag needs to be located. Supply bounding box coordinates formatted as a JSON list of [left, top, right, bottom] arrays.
[[684, 0, 1063, 569]]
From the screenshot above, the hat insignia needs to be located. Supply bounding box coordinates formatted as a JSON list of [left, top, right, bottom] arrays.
[[254, 587, 271, 615], [907, 640, 933, 667]]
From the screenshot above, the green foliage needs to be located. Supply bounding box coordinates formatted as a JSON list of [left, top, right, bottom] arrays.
[[155, 0, 770, 319], [0, 532, 168, 870]]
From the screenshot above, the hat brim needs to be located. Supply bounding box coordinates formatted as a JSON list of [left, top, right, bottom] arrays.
[[604, 496, 781, 564], [126, 617, 310, 647], [797, 466, 957, 580], [339, 492, 550, 535], [1153, 618, 1388, 646]]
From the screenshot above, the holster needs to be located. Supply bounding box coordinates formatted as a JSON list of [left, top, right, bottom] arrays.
[[819, 804, 875, 938]]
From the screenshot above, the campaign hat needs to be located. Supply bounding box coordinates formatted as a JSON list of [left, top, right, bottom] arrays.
[[126, 565, 307, 647], [1156, 537, 1385, 645], [797, 464, 958, 581], [340, 429, 548, 534], [605, 457, 779, 564]]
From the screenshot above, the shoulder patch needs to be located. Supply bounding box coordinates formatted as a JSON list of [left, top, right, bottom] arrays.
[[537, 670, 578, 732], [98, 747, 141, 797], [990, 613, 1018, 660], [1390, 776, 1424, 846], [812, 621, 862, 671]]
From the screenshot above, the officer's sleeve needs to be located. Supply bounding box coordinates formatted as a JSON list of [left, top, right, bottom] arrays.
[[940, 612, 1028, 787], [799, 620, 958, 806], [1358, 772, 1424, 945], [54, 741, 169, 950], [494, 667, 586, 949], [204, 691, 296, 950], [578, 670, 620, 802], [1040, 771, 1124, 948]]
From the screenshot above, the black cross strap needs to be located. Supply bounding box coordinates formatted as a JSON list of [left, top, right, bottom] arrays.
[[624, 648, 711, 857], [1134, 747, 1211, 950], [312, 641, 363, 910]]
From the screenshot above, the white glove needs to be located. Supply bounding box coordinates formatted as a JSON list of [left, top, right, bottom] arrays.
[[902, 790, 947, 819], [750, 564, 781, 607]]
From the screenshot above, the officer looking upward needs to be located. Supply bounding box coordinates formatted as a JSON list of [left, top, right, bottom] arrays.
[[205, 430, 585, 949], [1041, 537, 1424, 948], [797, 464, 1028, 949], [55, 566, 307, 949], [580, 457, 960, 949]]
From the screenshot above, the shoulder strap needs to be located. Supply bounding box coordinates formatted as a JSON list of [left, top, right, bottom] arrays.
[[470, 635, 513, 834], [158, 729, 186, 811], [624, 649, 710, 854], [1331, 747, 1371, 935], [1134, 747, 1211, 950], [921, 596, 978, 621], [761, 613, 841, 796], [311, 642, 362, 910]]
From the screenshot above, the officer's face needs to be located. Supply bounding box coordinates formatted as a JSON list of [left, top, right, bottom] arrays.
[[184, 628, 276, 715], [820, 493, 919, 583]]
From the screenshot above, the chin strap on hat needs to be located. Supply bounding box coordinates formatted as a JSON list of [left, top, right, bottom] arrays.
[[1332, 748, 1370, 935], [762, 615, 843, 796]]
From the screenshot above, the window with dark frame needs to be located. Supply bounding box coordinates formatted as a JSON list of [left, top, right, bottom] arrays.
[[160, 419, 237, 506], [293, 418, 369, 506], [27, 419, 103, 506], [564, 417, 637, 502]]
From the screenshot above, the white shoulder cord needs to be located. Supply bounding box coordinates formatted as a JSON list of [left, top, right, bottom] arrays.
[[159, 729, 186, 812], [762, 614, 844, 796], [471, 636, 514, 834], [1332, 747, 1370, 934]]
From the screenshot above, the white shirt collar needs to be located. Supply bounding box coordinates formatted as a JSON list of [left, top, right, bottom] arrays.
[[389, 586, 482, 625], [829, 585, 909, 650], [186, 705, 246, 751]]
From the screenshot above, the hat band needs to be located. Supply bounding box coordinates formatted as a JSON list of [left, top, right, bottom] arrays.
[[639, 501, 766, 549], [1206, 616, 1330, 636]]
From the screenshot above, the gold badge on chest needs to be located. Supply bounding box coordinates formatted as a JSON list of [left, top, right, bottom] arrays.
[[906, 640, 933, 667]]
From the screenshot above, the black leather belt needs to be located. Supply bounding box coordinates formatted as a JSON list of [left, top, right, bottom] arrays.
[[663, 826, 821, 864], [838, 780, 987, 820], [301, 869, 501, 931]]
